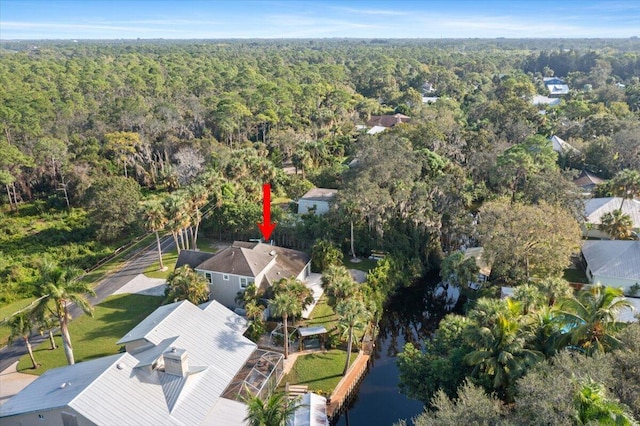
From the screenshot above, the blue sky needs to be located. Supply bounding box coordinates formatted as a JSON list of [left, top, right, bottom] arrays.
[[1, 1, 639, 39]]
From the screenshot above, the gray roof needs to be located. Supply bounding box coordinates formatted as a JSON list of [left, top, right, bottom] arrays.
[[2, 300, 257, 425], [584, 197, 640, 228], [583, 241, 640, 280], [175, 249, 215, 270], [196, 242, 310, 281], [300, 188, 338, 203], [550, 135, 579, 154]]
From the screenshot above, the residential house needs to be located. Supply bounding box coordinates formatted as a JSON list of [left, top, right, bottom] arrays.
[[0, 300, 284, 426], [583, 197, 640, 239], [463, 247, 492, 290], [364, 113, 410, 134], [573, 170, 605, 193], [177, 242, 311, 309], [544, 77, 569, 97], [298, 187, 337, 215], [532, 95, 561, 106], [582, 240, 640, 294], [549, 135, 579, 155]]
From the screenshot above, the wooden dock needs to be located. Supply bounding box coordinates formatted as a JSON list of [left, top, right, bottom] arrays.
[[326, 352, 370, 422]]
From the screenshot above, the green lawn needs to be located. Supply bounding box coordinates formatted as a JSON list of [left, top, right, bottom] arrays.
[[279, 349, 356, 395], [144, 249, 179, 279], [302, 296, 338, 333], [0, 297, 36, 347], [344, 257, 377, 272], [17, 293, 163, 375]]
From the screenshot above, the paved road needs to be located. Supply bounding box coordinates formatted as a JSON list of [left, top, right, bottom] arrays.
[[0, 236, 174, 372]]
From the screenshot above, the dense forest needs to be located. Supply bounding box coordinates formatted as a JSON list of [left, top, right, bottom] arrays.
[[1, 38, 639, 422]]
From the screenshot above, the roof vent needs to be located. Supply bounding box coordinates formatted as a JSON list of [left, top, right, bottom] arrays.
[[116, 363, 124, 370], [269, 250, 276, 256], [59, 382, 71, 389], [164, 348, 188, 378]]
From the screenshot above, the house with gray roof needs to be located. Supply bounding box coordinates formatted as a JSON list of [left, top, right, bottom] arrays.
[[297, 187, 338, 215], [0, 300, 283, 425], [582, 240, 640, 294], [583, 197, 640, 239], [574, 170, 605, 193], [177, 242, 311, 309]]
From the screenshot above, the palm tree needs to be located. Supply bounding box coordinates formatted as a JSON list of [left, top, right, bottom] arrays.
[[555, 285, 631, 355], [599, 209, 634, 240], [243, 390, 299, 426], [464, 310, 543, 401], [271, 292, 299, 360], [8, 313, 38, 369], [33, 261, 95, 365], [574, 379, 635, 425], [141, 198, 168, 270], [535, 277, 573, 307], [186, 184, 208, 250], [35, 310, 58, 350], [336, 298, 370, 375], [321, 264, 357, 309], [164, 265, 210, 305], [272, 277, 313, 325]]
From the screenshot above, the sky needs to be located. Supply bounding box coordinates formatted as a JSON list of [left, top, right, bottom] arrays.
[[1, 0, 639, 40]]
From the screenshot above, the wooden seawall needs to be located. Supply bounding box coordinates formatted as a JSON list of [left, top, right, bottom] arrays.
[[326, 352, 371, 423]]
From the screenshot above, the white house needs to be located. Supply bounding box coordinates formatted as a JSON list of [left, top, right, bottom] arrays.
[[0, 300, 284, 426], [543, 77, 569, 96], [582, 240, 640, 294], [297, 188, 337, 215], [583, 197, 640, 239], [177, 242, 311, 309], [549, 135, 579, 155]]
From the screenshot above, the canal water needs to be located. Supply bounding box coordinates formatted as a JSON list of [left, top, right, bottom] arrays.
[[334, 277, 448, 426]]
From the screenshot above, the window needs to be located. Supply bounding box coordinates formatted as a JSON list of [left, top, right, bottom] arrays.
[[205, 272, 213, 284], [240, 277, 248, 288], [223, 274, 229, 281]]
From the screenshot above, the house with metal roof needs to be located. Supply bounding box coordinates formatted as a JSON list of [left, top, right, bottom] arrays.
[[543, 77, 569, 97], [582, 240, 640, 294], [297, 187, 338, 215], [174, 242, 311, 309], [583, 197, 640, 239], [0, 300, 284, 426]]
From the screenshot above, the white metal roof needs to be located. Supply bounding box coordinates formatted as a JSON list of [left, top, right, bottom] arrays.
[[200, 299, 249, 334], [584, 197, 640, 228], [583, 240, 640, 281], [202, 397, 248, 425], [2, 300, 257, 425]]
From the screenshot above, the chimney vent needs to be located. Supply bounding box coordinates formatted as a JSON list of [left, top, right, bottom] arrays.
[[163, 348, 188, 377]]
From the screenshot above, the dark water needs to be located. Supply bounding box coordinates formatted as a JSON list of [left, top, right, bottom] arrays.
[[334, 278, 447, 426]]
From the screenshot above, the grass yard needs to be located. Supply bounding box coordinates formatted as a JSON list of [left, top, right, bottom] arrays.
[[0, 297, 36, 347], [344, 257, 377, 272], [17, 293, 163, 375], [144, 249, 179, 279], [279, 349, 356, 395], [302, 296, 338, 333]]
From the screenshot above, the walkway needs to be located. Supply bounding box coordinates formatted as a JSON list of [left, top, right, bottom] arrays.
[[0, 362, 37, 406]]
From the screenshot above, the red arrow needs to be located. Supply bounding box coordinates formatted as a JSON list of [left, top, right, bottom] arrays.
[[257, 183, 276, 241]]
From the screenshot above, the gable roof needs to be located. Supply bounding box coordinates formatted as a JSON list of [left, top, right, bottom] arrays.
[[584, 197, 640, 228], [574, 170, 605, 188], [550, 135, 579, 154], [300, 187, 338, 203], [366, 113, 410, 128], [582, 240, 640, 280], [174, 249, 215, 270], [195, 242, 310, 281], [2, 300, 256, 425]]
